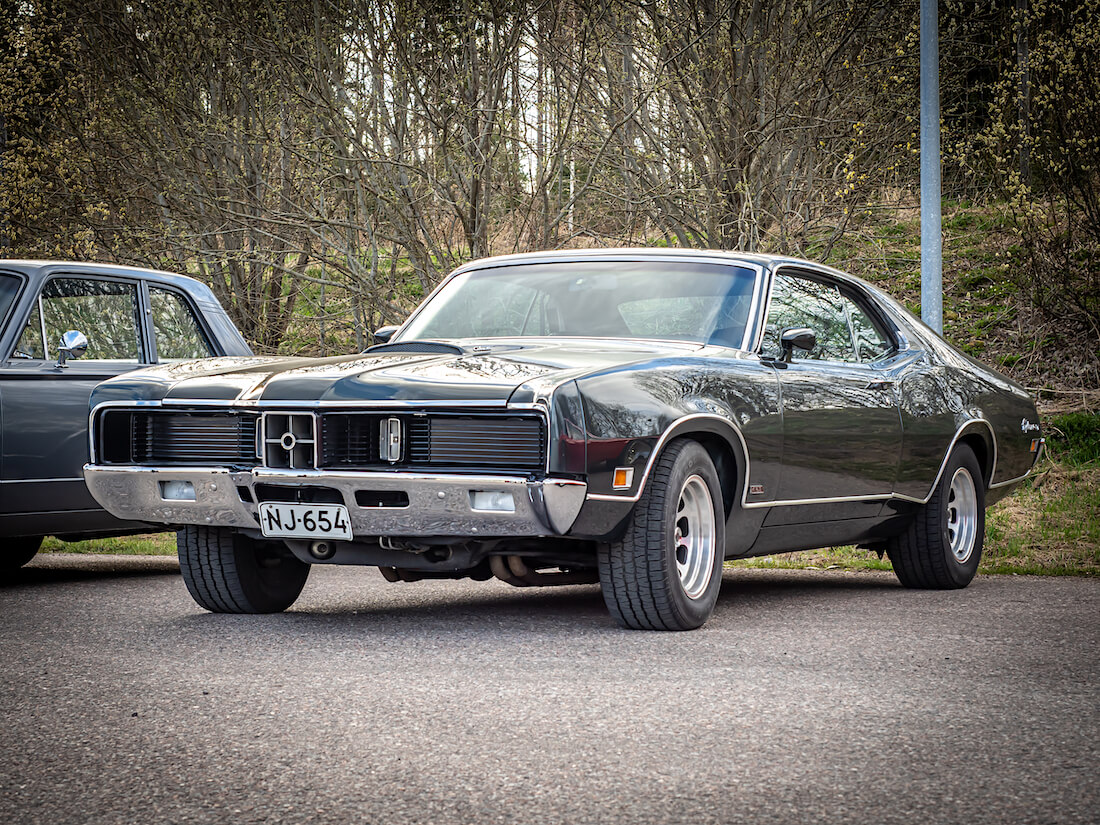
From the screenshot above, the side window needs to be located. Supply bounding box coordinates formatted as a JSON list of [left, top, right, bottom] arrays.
[[15, 278, 141, 361], [762, 274, 855, 362], [150, 287, 213, 360], [842, 295, 894, 362]]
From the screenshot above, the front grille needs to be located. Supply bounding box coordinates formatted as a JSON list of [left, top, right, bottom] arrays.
[[97, 408, 545, 474], [262, 412, 317, 469], [419, 417, 545, 469], [98, 410, 259, 466], [320, 413, 545, 472]]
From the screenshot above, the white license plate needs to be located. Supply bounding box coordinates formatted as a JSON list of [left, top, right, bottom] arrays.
[[258, 503, 352, 540]]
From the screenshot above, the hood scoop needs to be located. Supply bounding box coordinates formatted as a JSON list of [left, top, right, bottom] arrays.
[[364, 341, 466, 356]]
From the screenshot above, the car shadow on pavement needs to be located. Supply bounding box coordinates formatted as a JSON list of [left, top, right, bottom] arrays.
[[2, 555, 180, 587], [162, 568, 902, 638]]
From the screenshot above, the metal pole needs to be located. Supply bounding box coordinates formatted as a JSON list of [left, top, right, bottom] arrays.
[[920, 0, 943, 334]]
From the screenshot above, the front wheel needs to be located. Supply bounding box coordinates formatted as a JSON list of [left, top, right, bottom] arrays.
[[888, 444, 985, 589], [598, 439, 725, 630], [178, 526, 310, 613]]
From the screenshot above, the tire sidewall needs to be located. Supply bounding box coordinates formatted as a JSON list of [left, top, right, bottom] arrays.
[[939, 446, 985, 587], [232, 534, 310, 613], [663, 442, 726, 627]]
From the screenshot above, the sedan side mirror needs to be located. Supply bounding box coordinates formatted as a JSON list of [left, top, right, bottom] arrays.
[[56, 330, 89, 368], [780, 327, 816, 362], [372, 325, 399, 345]]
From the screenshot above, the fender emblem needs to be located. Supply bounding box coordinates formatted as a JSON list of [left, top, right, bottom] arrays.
[[1021, 419, 1040, 433]]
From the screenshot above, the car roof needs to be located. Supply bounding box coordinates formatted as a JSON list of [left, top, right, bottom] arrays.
[[451, 248, 852, 276], [0, 259, 219, 302]]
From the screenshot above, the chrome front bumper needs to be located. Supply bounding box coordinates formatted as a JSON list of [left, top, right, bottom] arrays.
[[83, 465, 588, 538]]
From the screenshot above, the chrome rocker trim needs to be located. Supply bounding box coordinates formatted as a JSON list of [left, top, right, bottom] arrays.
[[83, 465, 587, 539]]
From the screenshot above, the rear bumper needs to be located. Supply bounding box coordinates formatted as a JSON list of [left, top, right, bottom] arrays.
[[83, 465, 587, 538]]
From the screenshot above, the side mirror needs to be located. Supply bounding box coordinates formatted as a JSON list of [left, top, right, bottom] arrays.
[[372, 325, 399, 345], [56, 330, 89, 368], [780, 327, 816, 362]]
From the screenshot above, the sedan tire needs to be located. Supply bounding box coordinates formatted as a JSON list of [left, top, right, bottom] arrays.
[[178, 526, 310, 613], [598, 439, 725, 630], [888, 443, 985, 589]]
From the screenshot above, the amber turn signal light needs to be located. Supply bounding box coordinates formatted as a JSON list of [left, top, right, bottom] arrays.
[[612, 467, 634, 489]]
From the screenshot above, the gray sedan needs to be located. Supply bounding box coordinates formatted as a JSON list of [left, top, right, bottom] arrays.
[[0, 260, 251, 570]]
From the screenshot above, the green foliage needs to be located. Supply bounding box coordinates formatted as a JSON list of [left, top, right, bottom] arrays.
[[1046, 413, 1100, 466], [42, 533, 176, 556]]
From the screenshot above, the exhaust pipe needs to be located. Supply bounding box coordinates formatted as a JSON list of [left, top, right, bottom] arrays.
[[490, 555, 598, 587]]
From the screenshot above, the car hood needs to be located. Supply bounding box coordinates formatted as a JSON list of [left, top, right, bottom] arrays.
[[92, 339, 708, 406]]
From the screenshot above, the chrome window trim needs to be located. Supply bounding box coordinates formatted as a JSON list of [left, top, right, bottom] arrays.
[[393, 257, 768, 349]]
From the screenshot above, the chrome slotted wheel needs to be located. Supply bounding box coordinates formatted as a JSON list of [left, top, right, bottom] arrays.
[[946, 466, 979, 563], [674, 474, 717, 600]]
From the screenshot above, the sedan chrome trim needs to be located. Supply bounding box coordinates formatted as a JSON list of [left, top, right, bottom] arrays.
[[586, 414, 1008, 510], [88, 399, 551, 469], [83, 464, 587, 539], [158, 398, 515, 409]]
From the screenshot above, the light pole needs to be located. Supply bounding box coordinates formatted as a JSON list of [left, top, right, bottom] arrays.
[[920, 0, 943, 334]]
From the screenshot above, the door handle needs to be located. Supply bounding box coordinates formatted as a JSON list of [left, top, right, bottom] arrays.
[[864, 380, 894, 391]]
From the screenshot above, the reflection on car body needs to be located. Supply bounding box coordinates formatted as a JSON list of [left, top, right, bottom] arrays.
[[83, 250, 1042, 629]]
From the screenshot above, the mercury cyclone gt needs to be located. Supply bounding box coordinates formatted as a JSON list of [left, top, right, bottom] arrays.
[[83, 250, 1043, 630]]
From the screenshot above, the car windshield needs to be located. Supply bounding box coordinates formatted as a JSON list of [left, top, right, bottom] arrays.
[[0, 273, 22, 331], [397, 261, 759, 347]]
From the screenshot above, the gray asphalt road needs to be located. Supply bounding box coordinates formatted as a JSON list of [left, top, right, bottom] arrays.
[[1, 554, 1097, 825]]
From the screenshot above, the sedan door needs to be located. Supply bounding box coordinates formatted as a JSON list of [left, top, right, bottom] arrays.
[[761, 270, 904, 517]]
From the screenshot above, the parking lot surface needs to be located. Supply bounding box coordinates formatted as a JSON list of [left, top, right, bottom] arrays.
[[2, 555, 1097, 824]]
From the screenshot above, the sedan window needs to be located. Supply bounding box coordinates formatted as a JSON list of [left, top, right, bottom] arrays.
[[844, 295, 894, 362], [15, 278, 141, 361], [400, 261, 758, 346], [763, 274, 855, 362], [0, 274, 21, 329], [150, 287, 214, 360]]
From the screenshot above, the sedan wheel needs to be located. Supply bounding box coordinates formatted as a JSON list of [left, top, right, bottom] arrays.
[[598, 439, 725, 630], [888, 443, 985, 589], [178, 526, 310, 613]]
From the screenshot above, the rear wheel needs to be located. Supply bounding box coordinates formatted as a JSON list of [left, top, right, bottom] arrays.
[[178, 526, 309, 613], [2, 536, 43, 573], [888, 444, 985, 589], [598, 439, 725, 630]]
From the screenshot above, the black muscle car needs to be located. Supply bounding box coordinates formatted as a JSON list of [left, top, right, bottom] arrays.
[[83, 250, 1042, 629], [0, 260, 251, 570]]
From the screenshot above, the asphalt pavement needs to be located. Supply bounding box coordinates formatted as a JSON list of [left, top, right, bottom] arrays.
[[1, 554, 1097, 825]]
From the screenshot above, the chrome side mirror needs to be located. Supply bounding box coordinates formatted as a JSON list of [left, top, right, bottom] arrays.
[[372, 325, 399, 345], [780, 327, 816, 362], [56, 330, 89, 368]]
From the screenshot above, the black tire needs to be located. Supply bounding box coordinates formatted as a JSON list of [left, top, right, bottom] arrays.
[[598, 439, 725, 630], [178, 526, 309, 613], [888, 444, 985, 589], [2, 536, 43, 573]]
